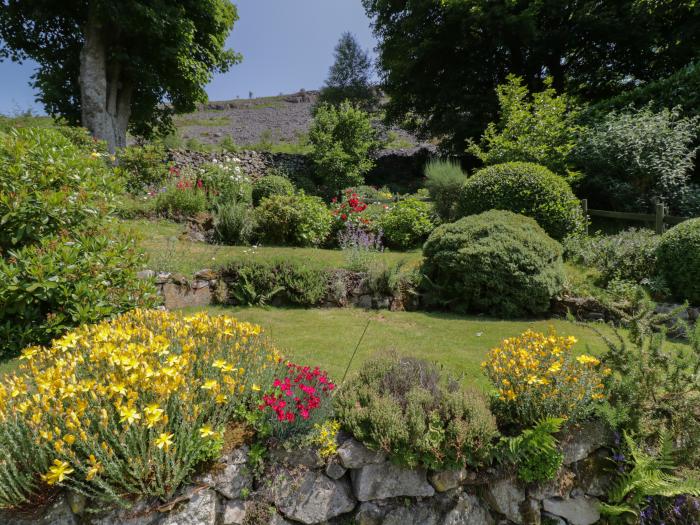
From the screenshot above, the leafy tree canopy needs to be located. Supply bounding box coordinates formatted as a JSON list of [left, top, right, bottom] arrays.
[[0, 0, 239, 149], [362, 0, 700, 151]]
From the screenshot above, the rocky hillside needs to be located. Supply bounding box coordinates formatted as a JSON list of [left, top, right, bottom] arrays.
[[174, 90, 428, 151]]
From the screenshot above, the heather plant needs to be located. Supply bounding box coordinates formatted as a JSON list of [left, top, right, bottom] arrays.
[[0, 310, 285, 508], [338, 222, 384, 272], [482, 329, 606, 429], [424, 159, 468, 222], [335, 355, 498, 470], [378, 197, 435, 249]]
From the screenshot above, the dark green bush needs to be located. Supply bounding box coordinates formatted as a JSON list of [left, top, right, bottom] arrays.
[[378, 197, 435, 249], [0, 127, 118, 252], [422, 210, 565, 317], [656, 218, 700, 304], [564, 229, 661, 286], [334, 354, 497, 470], [0, 230, 159, 356], [424, 159, 467, 222], [254, 193, 332, 247], [456, 162, 584, 240], [116, 144, 169, 194], [251, 174, 294, 206], [220, 260, 327, 306]]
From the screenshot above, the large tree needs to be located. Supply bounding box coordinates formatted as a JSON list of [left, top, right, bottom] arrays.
[[318, 32, 377, 109], [0, 0, 239, 151], [363, 0, 700, 152]]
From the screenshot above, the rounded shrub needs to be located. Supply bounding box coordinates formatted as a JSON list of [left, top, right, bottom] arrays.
[[254, 193, 332, 247], [334, 354, 497, 470], [422, 210, 565, 317], [252, 174, 295, 206], [378, 197, 435, 249], [656, 218, 700, 304], [456, 162, 584, 240]]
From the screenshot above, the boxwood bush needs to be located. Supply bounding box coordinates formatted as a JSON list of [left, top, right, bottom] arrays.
[[254, 193, 332, 247], [656, 218, 700, 304], [378, 197, 435, 249], [252, 174, 295, 206], [334, 354, 497, 470], [456, 162, 584, 240], [422, 210, 565, 317]]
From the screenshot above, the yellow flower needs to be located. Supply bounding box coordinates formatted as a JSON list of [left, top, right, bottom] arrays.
[[199, 425, 216, 438], [118, 406, 141, 426], [202, 380, 218, 391], [41, 459, 74, 485], [86, 454, 102, 481], [251, 384, 261, 392], [576, 354, 600, 366], [154, 432, 174, 452]]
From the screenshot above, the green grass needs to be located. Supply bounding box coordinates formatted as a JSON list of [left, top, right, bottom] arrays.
[[121, 218, 422, 275], [193, 306, 615, 389]]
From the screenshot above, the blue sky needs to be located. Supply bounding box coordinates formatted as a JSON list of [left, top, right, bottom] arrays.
[[0, 0, 377, 115]]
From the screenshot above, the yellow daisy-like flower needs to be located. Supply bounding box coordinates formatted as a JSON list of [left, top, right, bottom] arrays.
[[86, 454, 102, 481], [576, 354, 600, 366], [154, 432, 174, 452], [202, 380, 218, 391], [251, 384, 261, 392], [41, 459, 74, 485], [118, 406, 141, 426], [199, 425, 216, 438]]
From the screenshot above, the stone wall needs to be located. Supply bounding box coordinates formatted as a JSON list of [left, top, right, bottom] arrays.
[[3, 421, 611, 525]]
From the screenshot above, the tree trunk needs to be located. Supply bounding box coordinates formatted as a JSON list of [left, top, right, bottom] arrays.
[[79, 8, 132, 152]]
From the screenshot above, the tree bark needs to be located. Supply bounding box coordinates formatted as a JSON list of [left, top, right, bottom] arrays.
[[79, 8, 132, 152]]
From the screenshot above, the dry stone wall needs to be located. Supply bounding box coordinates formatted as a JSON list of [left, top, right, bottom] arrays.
[[1, 421, 611, 525]]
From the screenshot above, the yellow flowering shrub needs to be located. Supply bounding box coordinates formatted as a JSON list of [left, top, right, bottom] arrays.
[[0, 309, 284, 508], [483, 329, 607, 428], [312, 420, 341, 459]]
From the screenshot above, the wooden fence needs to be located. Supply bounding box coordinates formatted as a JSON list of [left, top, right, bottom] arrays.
[[581, 199, 690, 234]]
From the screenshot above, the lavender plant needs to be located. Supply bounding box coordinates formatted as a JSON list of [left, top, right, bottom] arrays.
[[338, 222, 384, 272]]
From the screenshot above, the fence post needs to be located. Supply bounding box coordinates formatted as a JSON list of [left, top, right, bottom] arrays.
[[655, 202, 665, 234], [581, 199, 589, 235]]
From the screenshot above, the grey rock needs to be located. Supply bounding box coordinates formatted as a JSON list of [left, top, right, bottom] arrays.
[[443, 493, 494, 525], [194, 268, 218, 280], [325, 458, 348, 480], [528, 467, 575, 500], [137, 270, 155, 280], [354, 501, 385, 525], [273, 470, 356, 524], [541, 512, 567, 525], [483, 477, 526, 524], [89, 500, 160, 525], [220, 500, 246, 525], [269, 446, 324, 468], [160, 489, 218, 525], [155, 272, 172, 284], [0, 495, 78, 525], [66, 491, 86, 515], [351, 462, 435, 501], [358, 294, 373, 309], [382, 505, 440, 525], [542, 496, 600, 525], [268, 514, 294, 525], [429, 468, 469, 492], [337, 438, 386, 469], [560, 420, 609, 465], [572, 448, 611, 497], [374, 296, 391, 310], [521, 498, 541, 525], [199, 448, 252, 500], [191, 280, 210, 290]]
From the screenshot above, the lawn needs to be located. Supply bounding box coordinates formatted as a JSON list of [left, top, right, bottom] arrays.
[[121, 218, 423, 275], [193, 306, 615, 389]]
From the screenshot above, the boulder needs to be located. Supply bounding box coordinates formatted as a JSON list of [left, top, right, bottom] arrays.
[[0, 494, 77, 525], [325, 458, 348, 480], [572, 448, 612, 497], [273, 470, 356, 524], [429, 468, 470, 492], [199, 447, 252, 500], [442, 493, 494, 525], [483, 477, 526, 524], [337, 439, 386, 469], [269, 446, 324, 469], [354, 501, 385, 525], [220, 500, 247, 525], [382, 505, 441, 525], [89, 500, 160, 525], [542, 496, 601, 525], [351, 462, 435, 501], [528, 467, 575, 500], [160, 489, 218, 525], [560, 420, 609, 465]]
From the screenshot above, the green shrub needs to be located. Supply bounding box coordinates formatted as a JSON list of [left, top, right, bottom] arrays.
[[467, 75, 582, 179], [574, 106, 700, 215], [213, 202, 256, 245], [117, 144, 169, 193], [334, 354, 497, 470], [499, 418, 565, 483], [565, 229, 661, 286], [252, 174, 295, 206], [154, 180, 208, 219], [656, 218, 700, 304], [197, 161, 252, 207], [309, 101, 378, 196], [424, 159, 467, 222], [457, 162, 585, 240], [220, 260, 328, 306], [378, 197, 435, 249], [254, 193, 332, 247], [0, 230, 159, 357], [422, 210, 565, 317], [0, 127, 118, 252]]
